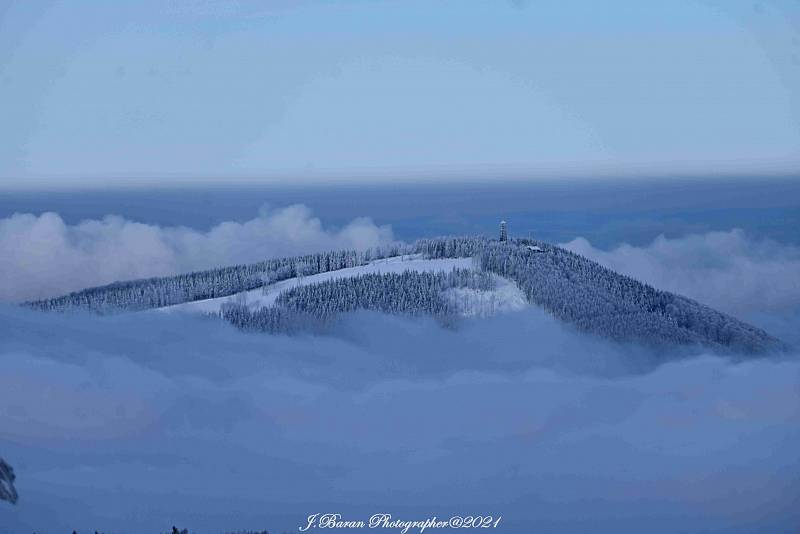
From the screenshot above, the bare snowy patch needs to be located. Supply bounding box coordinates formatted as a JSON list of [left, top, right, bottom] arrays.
[[444, 274, 527, 317]]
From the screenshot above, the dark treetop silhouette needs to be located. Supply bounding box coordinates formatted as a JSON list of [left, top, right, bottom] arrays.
[[0, 458, 18, 504]]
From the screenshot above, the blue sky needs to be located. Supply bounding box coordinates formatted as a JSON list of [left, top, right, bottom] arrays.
[[1, 0, 799, 188]]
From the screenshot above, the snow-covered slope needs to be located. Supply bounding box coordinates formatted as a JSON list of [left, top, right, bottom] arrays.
[[444, 276, 527, 317], [161, 254, 524, 316]]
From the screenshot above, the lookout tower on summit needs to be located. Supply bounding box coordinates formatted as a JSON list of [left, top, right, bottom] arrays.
[[499, 220, 508, 242]]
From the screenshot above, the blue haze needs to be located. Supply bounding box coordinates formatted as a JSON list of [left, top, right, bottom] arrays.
[[1, 178, 799, 247]]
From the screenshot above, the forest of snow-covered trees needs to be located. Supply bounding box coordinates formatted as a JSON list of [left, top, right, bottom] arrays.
[[475, 239, 785, 353], [25, 243, 418, 313], [24, 237, 482, 313], [25, 235, 785, 353], [221, 269, 494, 333]]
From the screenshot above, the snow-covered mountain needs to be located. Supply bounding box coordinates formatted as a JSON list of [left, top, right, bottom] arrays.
[[159, 254, 526, 318], [26, 236, 786, 353]]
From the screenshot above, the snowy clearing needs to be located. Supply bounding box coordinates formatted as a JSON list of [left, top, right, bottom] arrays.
[[444, 276, 528, 317], [160, 254, 526, 316]]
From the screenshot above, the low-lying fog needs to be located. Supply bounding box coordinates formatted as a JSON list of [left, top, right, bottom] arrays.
[[1, 207, 798, 533]]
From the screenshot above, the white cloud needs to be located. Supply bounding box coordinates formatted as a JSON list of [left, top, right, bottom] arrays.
[[561, 229, 800, 318], [0, 305, 798, 533], [0, 205, 394, 302]]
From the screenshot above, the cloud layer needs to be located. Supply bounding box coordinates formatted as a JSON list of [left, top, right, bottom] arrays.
[[0, 205, 394, 302], [0, 305, 798, 533], [1, 222, 800, 532]]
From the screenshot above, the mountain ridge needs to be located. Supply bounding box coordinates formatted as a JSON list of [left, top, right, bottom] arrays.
[[26, 236, 787, 354]]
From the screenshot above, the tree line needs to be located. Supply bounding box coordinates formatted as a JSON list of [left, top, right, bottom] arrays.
[[220, 268, 493, 334]]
